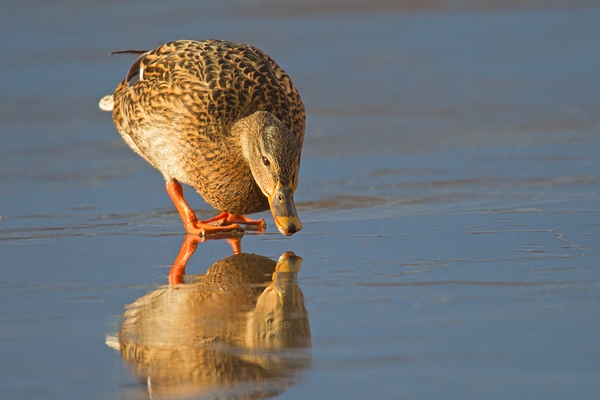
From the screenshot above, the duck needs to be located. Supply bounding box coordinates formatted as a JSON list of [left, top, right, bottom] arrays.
[[99, 39, 305, 236]]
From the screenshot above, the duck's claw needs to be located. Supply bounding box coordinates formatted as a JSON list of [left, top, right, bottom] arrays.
[[200, 212, 266, 228], [186, 221, 243, 237]]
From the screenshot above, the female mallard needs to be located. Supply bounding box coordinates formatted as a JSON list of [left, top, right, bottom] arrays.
[[100, 39, 304, 236]]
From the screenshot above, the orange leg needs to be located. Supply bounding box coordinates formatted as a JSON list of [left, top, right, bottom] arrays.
[[169, 235, 242, 285], [166, 179, 243, 236], [227, 237, 242, 255], [168, 235, 201, 285]]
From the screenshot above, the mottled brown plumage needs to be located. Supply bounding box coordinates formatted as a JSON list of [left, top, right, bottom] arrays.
[[100, 40, 305, 236]]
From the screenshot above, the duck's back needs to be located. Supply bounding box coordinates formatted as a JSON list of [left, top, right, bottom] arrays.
[[111, 40, 305, 214]]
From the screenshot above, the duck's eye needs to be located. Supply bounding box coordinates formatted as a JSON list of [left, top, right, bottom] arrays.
[[262, 156, 270, 166]]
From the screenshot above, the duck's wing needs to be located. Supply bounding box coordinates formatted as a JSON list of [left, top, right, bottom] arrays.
[[109, 40, 306, 189], [114, 40, 304, 143], [111, 44, 214, 172]]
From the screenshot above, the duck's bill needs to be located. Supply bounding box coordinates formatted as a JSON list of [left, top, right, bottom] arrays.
[[276, 251, 303, 272], [273, 252, 303, 298], [269, 182, 302, 236]]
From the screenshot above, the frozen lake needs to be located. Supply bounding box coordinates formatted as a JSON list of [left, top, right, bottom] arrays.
[[1, 1, 600, 399]]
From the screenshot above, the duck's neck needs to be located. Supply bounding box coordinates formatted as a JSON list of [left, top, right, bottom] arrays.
[[233, 114, 255, 164]]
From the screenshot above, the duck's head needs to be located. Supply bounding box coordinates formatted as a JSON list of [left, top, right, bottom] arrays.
[[240, 111, 302, 236], [246, 251, 310, 349]]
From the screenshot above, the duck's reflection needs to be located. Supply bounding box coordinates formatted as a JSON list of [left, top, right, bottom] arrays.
[[114, 235, 311, 399]]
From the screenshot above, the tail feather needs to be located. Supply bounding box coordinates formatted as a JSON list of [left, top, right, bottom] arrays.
[[110, 49, 148, 56], [99, 94, 114, 112], [100, 50, 149, 113]]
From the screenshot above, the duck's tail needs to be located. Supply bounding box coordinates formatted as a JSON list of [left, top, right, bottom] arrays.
[[99, 49, 149, 112], [99, 94, 114, 112]]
